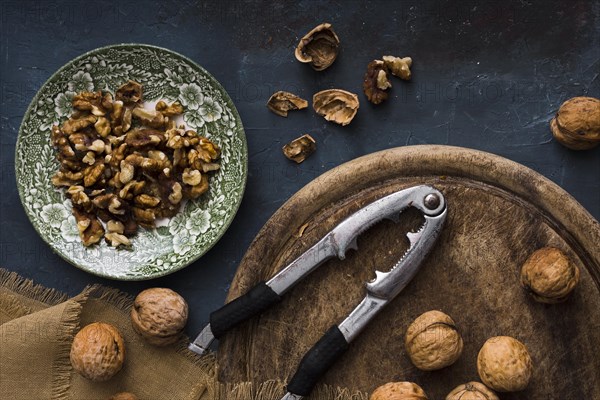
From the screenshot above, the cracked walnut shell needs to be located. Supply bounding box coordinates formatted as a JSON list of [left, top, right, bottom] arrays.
[[445, 382, 499, 400], [550, 96, 600, 150], [70, 322, 125, 382], [131, 288, 188, 346], [520, 247, 580, 303], [267, 91, 308, 117], [370, 382, 428, 400], [295, 23, 340, 71], [477, 336, 532, 392], [313, 89, 359, 126], [405, 310, 463, 371], [283, 134, 316, 163]]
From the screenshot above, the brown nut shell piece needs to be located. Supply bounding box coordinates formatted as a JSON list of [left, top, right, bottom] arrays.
[[131, 288, 188, 346], [445, 382, 499, 400], [520, 247, 580, 303], [295, 23, 340, 71], [370, 381, 428, 400], [267, 91, 309, 117], [70, 322, 125, 382], [283, 134, 316, 163], [108, 393, 138, 400], [363, 60, 392, 104], [405, 310, 463, 371], [313, 89, 359, 126], [477, 336, 532, 392], [551, 96, 600, 150]]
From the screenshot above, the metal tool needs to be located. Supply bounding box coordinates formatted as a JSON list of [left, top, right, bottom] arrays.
[[189, 185, 447, 399]]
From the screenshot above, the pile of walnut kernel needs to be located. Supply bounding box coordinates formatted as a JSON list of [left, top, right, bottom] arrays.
[[51, 81, 221, 247]]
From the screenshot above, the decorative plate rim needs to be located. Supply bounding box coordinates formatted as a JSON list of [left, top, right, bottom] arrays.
[[15, 43, 248, 280]]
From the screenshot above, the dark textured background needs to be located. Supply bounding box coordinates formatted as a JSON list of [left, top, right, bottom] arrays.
[[0, 0, 598, 343]]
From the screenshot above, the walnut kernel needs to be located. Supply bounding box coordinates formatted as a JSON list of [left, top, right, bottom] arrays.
[[70, 322, 125, 382], [445, 382, 498, 400], [477, 336, 532, 392], [363, 60, 392, 104], [405, 310, 463, 371], [131, 288, 188, 346], [370, 382, 428, 400], [383, 55, 412, 80]]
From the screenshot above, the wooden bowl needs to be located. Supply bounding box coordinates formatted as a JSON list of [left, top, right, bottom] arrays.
[[218, 145, 600, 399]]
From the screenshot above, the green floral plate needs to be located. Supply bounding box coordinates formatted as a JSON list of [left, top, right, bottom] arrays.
[[15, 44, 247, 280]]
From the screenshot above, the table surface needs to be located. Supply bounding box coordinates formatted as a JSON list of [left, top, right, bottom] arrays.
[[1, 0, 598, 341]]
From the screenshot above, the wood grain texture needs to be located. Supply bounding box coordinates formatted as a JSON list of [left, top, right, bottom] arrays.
[[217, 145, 600, 399]]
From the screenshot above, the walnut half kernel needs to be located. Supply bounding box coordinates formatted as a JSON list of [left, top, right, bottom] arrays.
[[283, 134, 316, 163], [363, 60, 392, 104]]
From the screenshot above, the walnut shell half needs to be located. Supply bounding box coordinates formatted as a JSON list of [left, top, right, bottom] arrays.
[[551, 96, 600, 150], [477, 336, 532, 392], [370, 382, 428, 400], [313, 89, 359, 126], [267, 91, 308, 117], [520, 247, 580, 303], [283, 134, 316, 163], [70, 322, 125, 382], [405, 310, 463, 371], [131, 288, 188, 346], [295, 23, 340, 71], [445, 382, 499, 400]]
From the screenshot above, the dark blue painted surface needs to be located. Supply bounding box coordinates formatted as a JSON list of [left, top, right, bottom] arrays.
[[0, 0, 598, 337]]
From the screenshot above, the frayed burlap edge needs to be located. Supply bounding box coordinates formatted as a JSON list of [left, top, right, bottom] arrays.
[[0, 268, 69, 306]]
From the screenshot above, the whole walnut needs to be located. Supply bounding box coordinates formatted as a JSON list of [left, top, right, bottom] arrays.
[[445, 382, 498, 400], [520, 247, 580, 303], [477, 336, 532, 392], [550, 96, 600, 150], [70, 322, 125, 382], [131, 288, 188, 346], [405, 310, 463, 371], [370, 381, 428, 400], [108, 393, 138, 400]]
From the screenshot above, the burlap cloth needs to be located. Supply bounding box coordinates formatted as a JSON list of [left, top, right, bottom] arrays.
[[0, 268, 367, 400]]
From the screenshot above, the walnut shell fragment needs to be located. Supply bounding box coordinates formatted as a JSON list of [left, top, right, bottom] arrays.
[[370, 382, 428, 400], [477, 336, 532, 392], [131, 288, 188, 346], [283, 134, 316, 163], [363, 60, 392, 104], [295, 23, 340, 71], [445, 382, 499, 400], [313, 89, 359, 126], [267, 91, 309, 117], [70, 322, 125, 382], [405, 310, 463, 371], [383, 55, 412, 80], [520, 247, 580, 303], [550, 96, 600, 150]]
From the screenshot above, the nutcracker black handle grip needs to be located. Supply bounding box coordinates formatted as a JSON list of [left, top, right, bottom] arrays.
[[209, 281, 281, 339], [286, 325, 350, 397]]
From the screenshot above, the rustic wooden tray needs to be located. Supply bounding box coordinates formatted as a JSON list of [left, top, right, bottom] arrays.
[[217, 145, 600, 399]]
